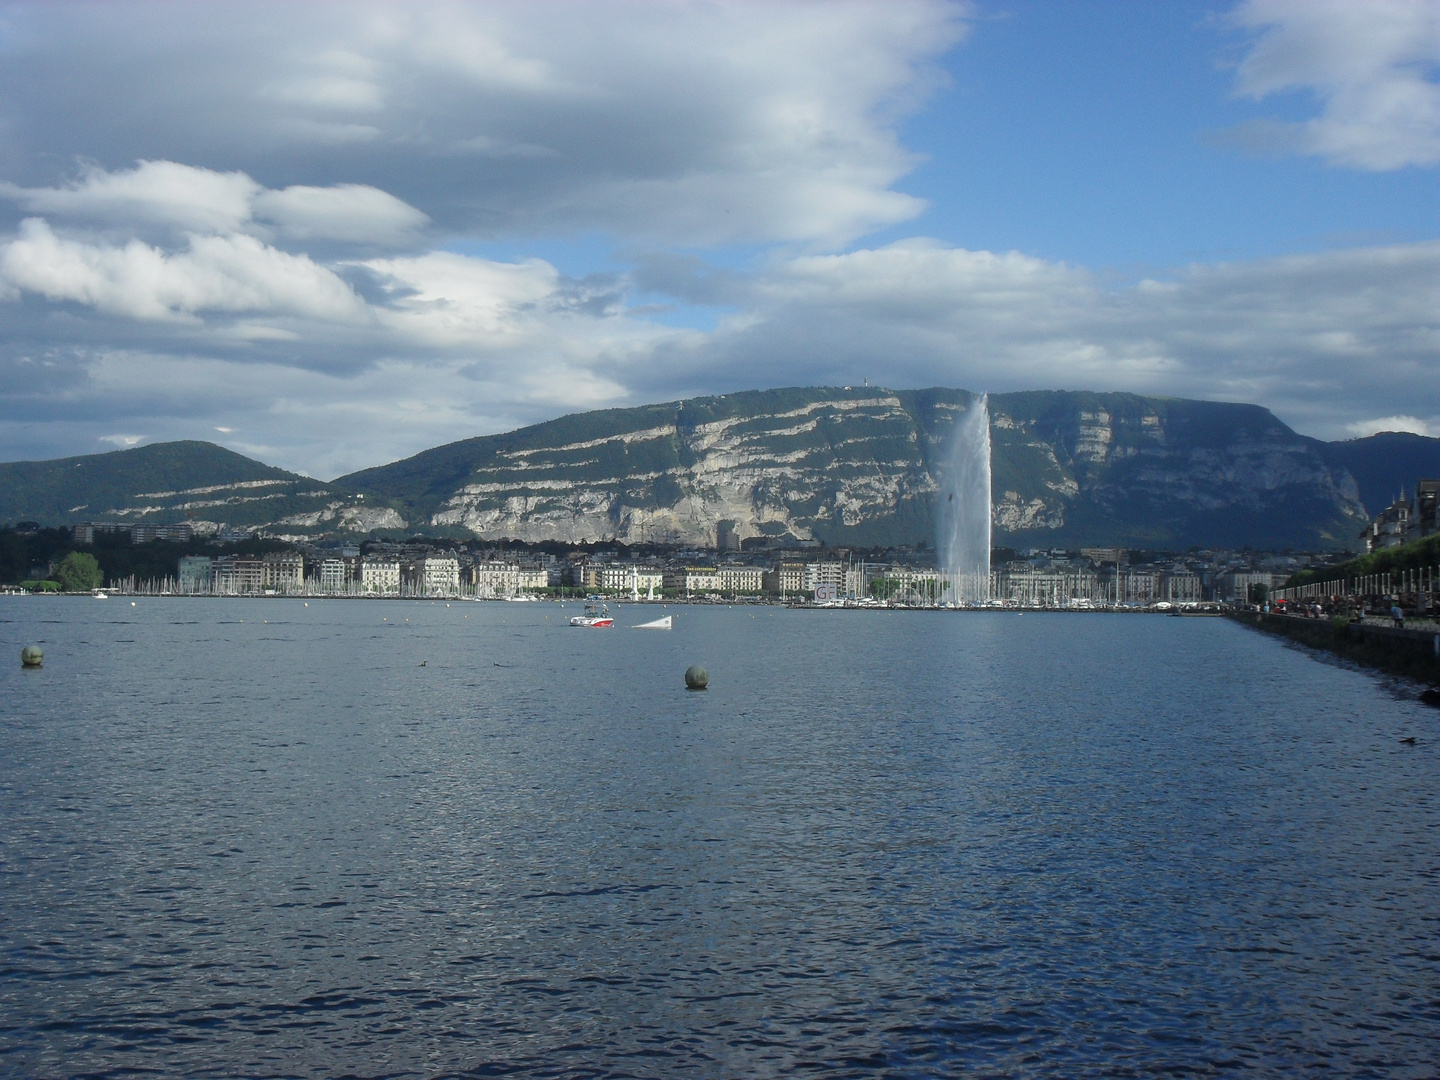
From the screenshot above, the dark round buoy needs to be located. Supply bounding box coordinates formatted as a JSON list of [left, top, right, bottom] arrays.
[[21, 645, 43, 668], [684, 664, 708, 690]]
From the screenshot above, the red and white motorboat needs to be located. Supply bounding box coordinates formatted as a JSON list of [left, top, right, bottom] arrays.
[[569, 598, 614, 627]]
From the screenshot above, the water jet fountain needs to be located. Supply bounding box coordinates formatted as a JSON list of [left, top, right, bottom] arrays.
[[938, 393, 992, 606]]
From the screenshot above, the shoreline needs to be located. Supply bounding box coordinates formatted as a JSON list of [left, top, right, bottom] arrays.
[[1231, 609, 1440, 687], [1, 591, 1208, 613]]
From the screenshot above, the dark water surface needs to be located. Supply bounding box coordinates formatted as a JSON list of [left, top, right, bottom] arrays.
[[1, 598, 1437, 1078]]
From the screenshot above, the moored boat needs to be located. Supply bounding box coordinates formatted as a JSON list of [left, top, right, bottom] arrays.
[[569, 598, 614, 627]]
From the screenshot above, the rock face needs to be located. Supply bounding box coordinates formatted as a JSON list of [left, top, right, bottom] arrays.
[[340, 387, 1373, 550]]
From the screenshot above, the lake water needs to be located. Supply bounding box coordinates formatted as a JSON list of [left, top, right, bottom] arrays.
[[1, 598, 1437, 1078]]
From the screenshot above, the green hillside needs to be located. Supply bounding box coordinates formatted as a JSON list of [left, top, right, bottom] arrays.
[[0, 441, 404, 535], [1320, 432, 1440, 517]]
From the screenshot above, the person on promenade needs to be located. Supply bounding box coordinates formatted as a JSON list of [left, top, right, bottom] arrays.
[[1391, 602, 1404, 629]]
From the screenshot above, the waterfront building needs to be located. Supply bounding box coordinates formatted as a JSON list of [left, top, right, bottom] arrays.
[[177, 555, 213, 592], [598, 564, 664, 593], [1160, 571, 1203, 602], [715, 565, 765, 593], [517, 565, 550, 591], [315, 558, 346, 592], [212, 556, 265, 594], [263, 552, 304, 592], [664, 567, 720, 593], [570, 560, 602, 589], [472, 560, 522, 597], [404, 555, 461, 596], [997, 567, 1101, 606], [803, 561, 846, 595], [762, 562, 806, 594], [361, 558, 401, 595]]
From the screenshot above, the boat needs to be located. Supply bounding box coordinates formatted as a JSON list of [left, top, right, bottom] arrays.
[[569, 598, 614, 628], [632, 614, 672, 630]]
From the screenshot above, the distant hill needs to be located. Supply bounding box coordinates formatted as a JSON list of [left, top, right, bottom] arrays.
[[337, 387, 1373, 550], [1319, 432, 1440, 518], [0, 441, 404, 535]]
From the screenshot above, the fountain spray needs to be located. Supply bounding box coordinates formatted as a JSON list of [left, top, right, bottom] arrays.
[[939, 393, 992, 606]]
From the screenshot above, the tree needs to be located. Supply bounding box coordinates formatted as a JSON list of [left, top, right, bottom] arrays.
[[54, 551, 103, 592], [1248, 582, 1269, 605]]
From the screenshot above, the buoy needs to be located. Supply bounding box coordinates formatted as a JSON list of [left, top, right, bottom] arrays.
[[684, 664, 708, 690], [21, 645, 43, 668]]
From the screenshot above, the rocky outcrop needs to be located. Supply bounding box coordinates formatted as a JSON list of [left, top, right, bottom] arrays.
[[340, 387, 1373, 550]]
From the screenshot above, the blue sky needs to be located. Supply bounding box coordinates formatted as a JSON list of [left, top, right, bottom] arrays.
[[0, 0, 1434, 476], [895, 1, 1439, 267]]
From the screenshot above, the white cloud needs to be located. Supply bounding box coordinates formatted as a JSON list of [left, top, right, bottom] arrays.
[[1231, 0, 1440, 169], [1, 160, 260, 233], [0, 218, 369, 322], [253, 183, 429, 244], [363, 251, 564, 344], [0, 0, 965, 246], [99, 434, 145, 447], [1345, 415, 1433, 437], [2, 161, 430, 246]]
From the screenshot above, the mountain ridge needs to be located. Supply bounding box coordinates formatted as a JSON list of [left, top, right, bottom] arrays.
[[5, 389, 1437, 550], [338, 386, 1388, 550]]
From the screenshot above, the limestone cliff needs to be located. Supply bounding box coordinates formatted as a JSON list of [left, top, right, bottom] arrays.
[[339, 387, 1371, 550]]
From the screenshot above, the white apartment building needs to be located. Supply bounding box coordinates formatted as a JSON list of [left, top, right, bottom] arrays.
[[472, 560, 521, 596], [715, 566, 765, 593], [665, 566, 720, 593], [517, 565, 549, 591], [361, 559, 401, 595], [406, 555, 460, 595], [599, 564, 665, 593], [471, 560, 548, 596]]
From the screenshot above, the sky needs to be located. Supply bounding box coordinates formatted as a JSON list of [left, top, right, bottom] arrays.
[[0, 0, 1435, 479]]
